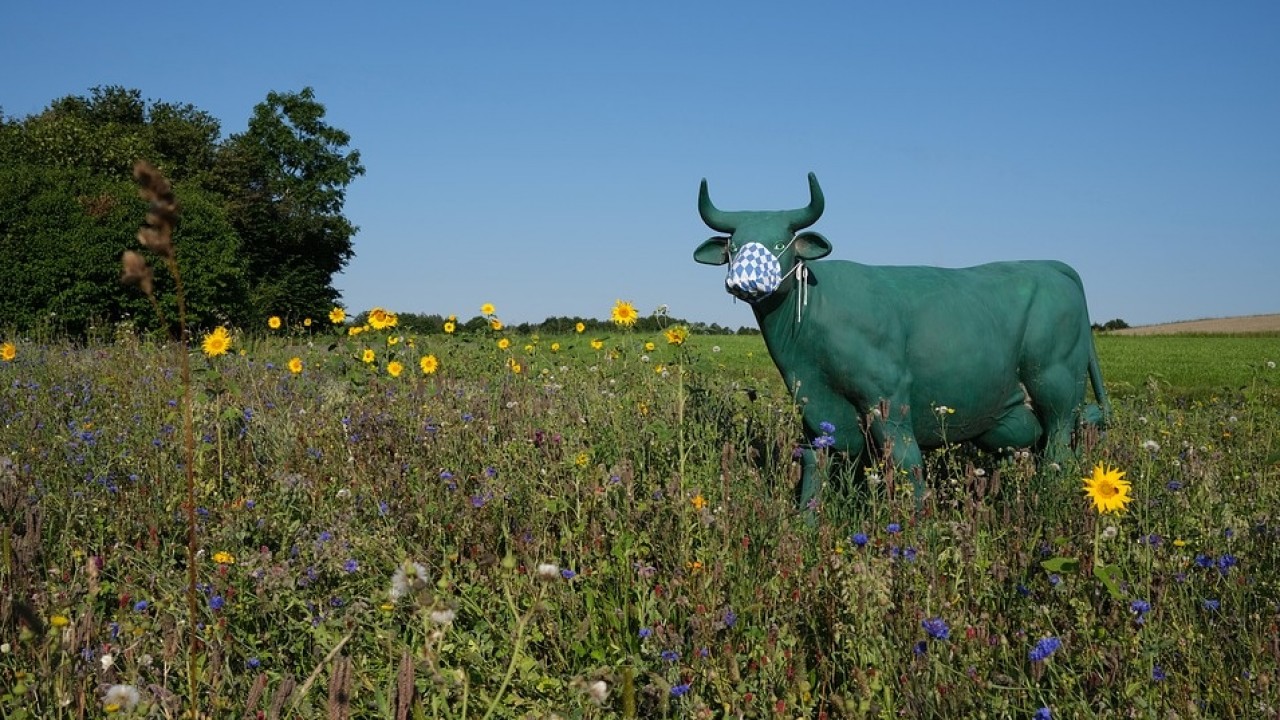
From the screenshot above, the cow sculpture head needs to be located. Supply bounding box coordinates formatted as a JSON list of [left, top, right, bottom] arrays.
[[694, 172, 832, 303]]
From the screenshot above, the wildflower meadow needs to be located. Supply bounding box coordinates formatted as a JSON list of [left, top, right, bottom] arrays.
[[0, 166, 1278, 718]]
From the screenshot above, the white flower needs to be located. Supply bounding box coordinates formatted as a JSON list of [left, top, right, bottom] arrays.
[[1101, 525, 1118, 540], [102, 683, 141, 710], [429, 608, 456, 626], [100, 653, 114, 671], [0, 642, 10, 654], [1137, 416, 1148, 425], [935, 405, 950, 415], [1141, 439, 1161, 452], [586, 679, 609, 704], [711, 345, 721, 353], [1267, 360, 1276, 369], [640, 355, 650, 363], [535, 562, 560, 581], [389, 560, 431, 601]]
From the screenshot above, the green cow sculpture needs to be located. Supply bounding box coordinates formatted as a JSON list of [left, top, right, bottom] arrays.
[[694, 172, 1110, 506]]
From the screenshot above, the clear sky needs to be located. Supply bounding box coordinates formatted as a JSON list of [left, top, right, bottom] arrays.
[[4, 1, 1278, 328]]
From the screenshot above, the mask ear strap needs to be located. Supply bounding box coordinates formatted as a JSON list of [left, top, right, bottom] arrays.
[[776, 234, 808, 324]]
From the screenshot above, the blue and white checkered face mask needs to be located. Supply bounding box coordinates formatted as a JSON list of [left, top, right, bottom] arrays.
[[725, 242, 783, 302]]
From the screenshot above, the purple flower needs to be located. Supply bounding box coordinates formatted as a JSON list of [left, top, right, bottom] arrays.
[[560, 568, 576, 580], [886, 523, 901, 534], [1195, 554, 1213, 568], [1152, 665, 1166, 681], [660, 649, 680, 662], [812, 434, 835, 449], [317, 531, 333, 543], [1203, 598, 1220, 611], [851, 533, 869, 547], [819, 421, 836, 434], [723, 610, 738, 628], [247, 657, 260, 669], [670, 683, 690, 697], [209, 595, 225, 611], [1217, 554, 1237, 572], [639, 628, 652, 639], [343, 559, 359, 573], [1034, 708, 1051, 720], [913, 640, 928, 656], [922, 617, 949, 640], [1028, 636, 1061, 662], [133, 600, 149, 612]]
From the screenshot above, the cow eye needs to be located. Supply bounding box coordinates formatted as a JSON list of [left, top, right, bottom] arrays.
[[774, 242, 786, 251]]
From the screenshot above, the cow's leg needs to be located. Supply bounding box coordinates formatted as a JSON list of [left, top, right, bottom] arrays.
[[867, 404, 926, 503], [976, 391, 1043, 453], [795, 399, 865, 512], [1025, 364, 1086, 465]]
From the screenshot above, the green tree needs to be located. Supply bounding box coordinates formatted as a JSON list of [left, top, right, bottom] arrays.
[[213, 87, 364, 322]]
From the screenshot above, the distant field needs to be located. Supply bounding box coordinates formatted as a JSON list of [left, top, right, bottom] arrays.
[[1109, 313, 1280, 335]]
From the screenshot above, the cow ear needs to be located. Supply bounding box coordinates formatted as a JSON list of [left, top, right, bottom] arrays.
[[794, 231, 831, 260], [694, 236, 731, 266]]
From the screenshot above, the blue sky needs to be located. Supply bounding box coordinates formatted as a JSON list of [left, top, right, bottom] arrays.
[[4, 1, 1278, 328]]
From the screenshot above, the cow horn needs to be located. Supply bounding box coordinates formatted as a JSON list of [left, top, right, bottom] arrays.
[[698, 179, 738, 233], [787, 172, 825, 231]]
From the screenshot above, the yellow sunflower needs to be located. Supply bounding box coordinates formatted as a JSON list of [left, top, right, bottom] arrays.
[[611, 299, 638, 327], [665, 325, 689, 345], [498, 338, 511, 350], [419, 355, 439, 375], [591, 339, 604, 351], [386, 360, 404, 378], [1, 342, 15, 362], [362, 348, 376, 364], [644, 341, 655, 352], [288, 357, 303, 374], [444, 321, 456, 334], [368, 307, 398, 330], [329, 307, 346, 324], [575, 322, 585, 334], [1083, 463, 1132, 515], [267, 315, 282, 330], [201, 327, 232, 357], [490, 319, 503, 331], [481, 303, 496, 316]]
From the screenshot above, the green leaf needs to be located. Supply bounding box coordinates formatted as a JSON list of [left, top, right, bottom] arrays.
[[1093, 564, 1125, 600], [1040, 556, 1080, 574]]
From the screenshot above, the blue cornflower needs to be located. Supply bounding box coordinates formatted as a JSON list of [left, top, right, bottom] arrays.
[[1152, 665, 1167, 681], [560, 568, 577, 580], [922, 617, 950, 640], [1166, 480, 1183, 491], [1034, 708, 1051, 720], [247, 657, 260, 669], [133, 600, 149, 612], [660, 649, 680, 662], [723, 610, 737, 628], [1130, 599, 1151, 623], [1217, 554, 1237, 572], [209, 595, 225, 611], [851, 533, 869, 547], [343, 559, 359, 573], [1195, 554, 1213, 568], [1203, 599, 1220, 611], [819, 421, 836, 434], [812, 434, 835, 449], [903, 547, 918, 562], [639, 628, 652, 639], [886, 523, 901, 534], [913, 640, 928, 656], [1028, 637, 1061, 662], [317, 530, 333, 543], [670, 683, 690, 697], [1048, 574, 1062, 587]]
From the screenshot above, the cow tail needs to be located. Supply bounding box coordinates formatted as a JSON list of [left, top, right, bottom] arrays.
[[1085, 335, 1111, 428]]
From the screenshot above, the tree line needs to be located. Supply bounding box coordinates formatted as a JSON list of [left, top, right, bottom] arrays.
[[0, 86, 363, 335]]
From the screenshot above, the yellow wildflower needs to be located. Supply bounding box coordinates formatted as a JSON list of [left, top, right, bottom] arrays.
[[591, 339, 604, 350], [498, 338, 511, 350], [201, 327, 231, 357], [691, 494, 707, 511], [387, 360, 404, 378], [329, 307, 346, 324], [1082, 463, 1132, 515], [491, 319, 503, 331], [444, 321, 456, 334], [550, 342, 560, 352], [481, 303, 496, 316], [664, 325, 689, 345], [288, 357, 303, 374], [267, 315, 282, 330], [368, 307, 398, 330], [0, 342, 15, 362], [611, 299, 638, 327], [212, 551, 235, 565], [50, 614, 70, 628], [575, 322, 585, 334], [362, 349, 376, 364], [644, 341, 655, 352], [419, 355, 439, 375]]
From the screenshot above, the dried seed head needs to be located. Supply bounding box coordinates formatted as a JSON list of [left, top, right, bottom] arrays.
[[132, 161, 178, 259], [121, 250, 154, 295]]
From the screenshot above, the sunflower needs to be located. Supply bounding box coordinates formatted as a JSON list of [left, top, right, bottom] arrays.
[[444, 321, 456, 334], [201, 327, 232, 357], [368, 307, 398, 330], [288, 357, 303, 374], [419, 355, 439, 375], [575, 322, 585, 334], [490, 319, 503, 331], [211, 551, 235, 565], [362, 348, 376, 364], [1083, 463, 1132, 514], [481, 303, 496, 316], [303, 318, 312, 327], [267, 316, 282, 330], [665, 325, 689, 345], [329, 307, 346, 324], [611, 299, 638, 327], [386, 360, 404, 378], [0, 342, 15, 362], [644, 341, 655, 352], [498, 338, 511, 350], [591, 339, 604, 351]]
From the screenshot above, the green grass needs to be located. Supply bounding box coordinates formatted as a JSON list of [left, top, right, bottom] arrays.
[[1, 325, 1278, 718]]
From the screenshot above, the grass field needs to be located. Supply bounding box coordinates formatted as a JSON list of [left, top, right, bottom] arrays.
[[1, 321, 1278, 718]]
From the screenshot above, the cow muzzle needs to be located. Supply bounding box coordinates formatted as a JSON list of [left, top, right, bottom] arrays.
[[725, 242, 783, 302]]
